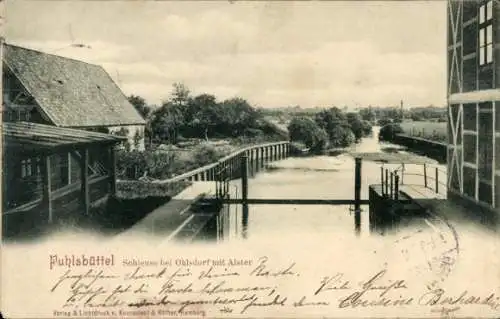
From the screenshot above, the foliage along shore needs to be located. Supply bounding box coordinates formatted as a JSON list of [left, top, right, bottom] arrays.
[[114, 83, 377, 198]]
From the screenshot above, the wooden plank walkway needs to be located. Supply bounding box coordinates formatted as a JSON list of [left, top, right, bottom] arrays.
[[174, 181, 217, 200], [117, 182, 218, 239], [399, 184, 446, 201]]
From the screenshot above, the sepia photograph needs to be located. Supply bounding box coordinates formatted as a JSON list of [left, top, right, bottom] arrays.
[[1, 0, 499, 318]]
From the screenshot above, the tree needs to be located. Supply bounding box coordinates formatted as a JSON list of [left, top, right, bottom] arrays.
[[378, 118, 392, 127], [148, 83, 193, 144], [220, 97, 259, 136], [379, 124, 404, 142], [128, 95, 151, 119], [133, 129, 143, 150], [346, 112, 365, 141], [313, 107, 356, 147], [361, 120, 373, 136], [328, 125, 355, 147], [314, 107, 346, 134], [150, 101, 185, 144], [359, 107, 375, 122], [288, 117, 329, 153], [170, 83, 191, 108], [188, 94, 221, 141]]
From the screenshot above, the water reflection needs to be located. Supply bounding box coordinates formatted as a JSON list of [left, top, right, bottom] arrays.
[[213, 126, 497, 249], [221, 126, 431, 242]]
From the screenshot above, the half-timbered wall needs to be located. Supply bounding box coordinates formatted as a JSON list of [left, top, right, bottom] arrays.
[[2, 67, 50, 124], [448, 0, 500, 212]]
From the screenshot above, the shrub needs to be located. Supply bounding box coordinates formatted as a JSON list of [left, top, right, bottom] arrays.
[[144, 151, 178, 179], [116, 150, 147, 179], [379, 124, 404, 141], [192, 143, 228, 167], [288, 117, 329, 152], [328, 125, 355, 147], [378, 118, 392, 127]]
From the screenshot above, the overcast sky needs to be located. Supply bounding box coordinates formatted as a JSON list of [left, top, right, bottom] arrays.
[[6, 1, 447, 108]]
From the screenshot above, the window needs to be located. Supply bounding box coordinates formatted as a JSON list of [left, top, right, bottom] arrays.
[[21, 159, 32, 178], [464, 134, 477, 164], [20, 158, 40, 178], [50, 154, 70, 191], [463, 166, 476, 198], [478, 111, 493, 181], [479, 1, 494, 66], [463, 103, 477, 131]]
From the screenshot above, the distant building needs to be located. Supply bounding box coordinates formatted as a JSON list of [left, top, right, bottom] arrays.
[[2, 43, 146, 151], [447, 0, 499, 217]]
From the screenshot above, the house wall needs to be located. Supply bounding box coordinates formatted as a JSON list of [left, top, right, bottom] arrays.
[[3, 144, 116, 237], [447, 0, 500, 214], [2, 67, 51, 124]]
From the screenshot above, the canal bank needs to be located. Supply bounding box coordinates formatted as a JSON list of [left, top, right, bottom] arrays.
[[161, 126, 452, 242]]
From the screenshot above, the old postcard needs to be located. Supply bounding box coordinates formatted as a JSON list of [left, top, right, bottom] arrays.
[[1, 0, 499, 318]]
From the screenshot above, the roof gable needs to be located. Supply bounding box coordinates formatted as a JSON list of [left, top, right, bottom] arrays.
[[3, 44, 146, 127]]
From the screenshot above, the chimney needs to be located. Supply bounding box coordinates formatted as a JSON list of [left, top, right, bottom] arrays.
[[400, 100, 404, 119]]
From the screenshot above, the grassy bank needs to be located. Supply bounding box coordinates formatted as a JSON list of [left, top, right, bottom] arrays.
[[119, 135, 288, 182], [399, 121, 447, 142]]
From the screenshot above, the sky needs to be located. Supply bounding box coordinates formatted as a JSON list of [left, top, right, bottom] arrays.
[[5, 1, 447, 108]]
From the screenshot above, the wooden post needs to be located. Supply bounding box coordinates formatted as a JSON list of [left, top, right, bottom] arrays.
[[231, 159, 235, 179], [81, 148, 89, 215], [385, 169, 389, 196], [249, 149, 254, 176], [435, 167, 439, 193], [390, 172, 394, 199], [241, 154, 248, 201], [241, 154, 249, 239], [380, 166, 385, 195], [110, 147, 117, 195], [401, 163, 405, 185], [67, 152, 72, 185], [354, 157, 362, 236], [255, 148, 260, 172], [215, 168, 220, 198], [261, 148, 265, 168], [394, 173, 399, 200], [423, 164, 428, 188], [42, 155, 53, 223]]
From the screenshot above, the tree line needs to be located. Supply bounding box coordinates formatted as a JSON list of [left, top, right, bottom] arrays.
[[127, 83, 286, 147], [287, 107, 372, 153]]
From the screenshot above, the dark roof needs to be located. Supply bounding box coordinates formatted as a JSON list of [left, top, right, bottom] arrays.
[[3, 44, 146, 127], [3, 122, 126, 155]]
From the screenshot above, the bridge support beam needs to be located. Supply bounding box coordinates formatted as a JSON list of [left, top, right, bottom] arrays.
[[354, 157, 362, 236], [241, 154, 249, 239]]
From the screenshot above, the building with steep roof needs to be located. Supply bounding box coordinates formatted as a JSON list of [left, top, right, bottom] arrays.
[[2, 43, 146, 151]]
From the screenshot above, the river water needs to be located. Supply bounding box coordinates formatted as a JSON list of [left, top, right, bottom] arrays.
[[213, 127, 499, 299], [223, 126, 447, 242]]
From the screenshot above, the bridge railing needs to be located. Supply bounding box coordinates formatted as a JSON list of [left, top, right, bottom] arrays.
[[120, 141, 291, 193], [380, 163, 448, 200]]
